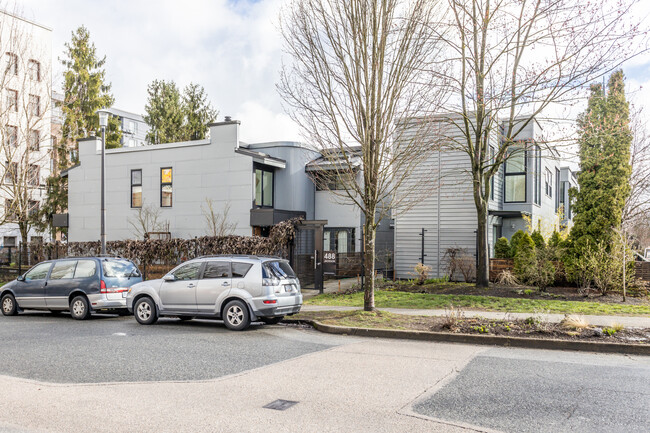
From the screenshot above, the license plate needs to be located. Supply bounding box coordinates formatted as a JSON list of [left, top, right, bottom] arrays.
[[122, 292, 127, 298]]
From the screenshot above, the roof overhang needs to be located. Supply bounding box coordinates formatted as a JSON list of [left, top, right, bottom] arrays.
[[235, 148, 286, 169], [60, 164, 80, 178], [489, 210, 531, 218]]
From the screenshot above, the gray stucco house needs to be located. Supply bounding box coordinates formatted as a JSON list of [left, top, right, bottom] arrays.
[[394, 116, 577, 279]]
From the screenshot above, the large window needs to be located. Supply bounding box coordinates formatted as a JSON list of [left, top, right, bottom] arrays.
[[324, 228, 355, 253], [504, 148, 526, 203], [131, 169, 142, 208], [533, 146, 541, 205], [28, 60, 40, 81], [254, 165, 273, 207], [160, 167, 172, 207]]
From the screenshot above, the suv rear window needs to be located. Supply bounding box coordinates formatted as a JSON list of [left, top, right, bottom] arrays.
[[263, 261, 296, 279], [102, 259, 140, 278], [232, 262, 253, 278]]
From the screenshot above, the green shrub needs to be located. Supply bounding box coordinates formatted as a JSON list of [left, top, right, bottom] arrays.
[[549, 231, 562, 247], [494, 237, 511, 259], [513, 233, 536, 283], [531, 231, 546, 249], [509, 230, 526, 258]]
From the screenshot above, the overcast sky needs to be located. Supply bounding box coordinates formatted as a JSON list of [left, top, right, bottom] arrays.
[[13, 0, 650, 145]]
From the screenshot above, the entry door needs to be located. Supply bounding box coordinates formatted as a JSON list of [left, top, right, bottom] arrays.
[[16, 262, 52, 308], [195, 260, 231, 313], [159, 262, 202, 312], [292, 223, 324, 291]]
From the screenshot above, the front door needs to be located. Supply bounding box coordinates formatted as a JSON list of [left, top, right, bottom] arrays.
[[159, 262, 202, 312], [196, 260, 231, 313], [15, 262, 52, 309]]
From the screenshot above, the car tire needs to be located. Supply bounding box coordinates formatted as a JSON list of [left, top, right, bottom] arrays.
[[70, 296, 91, 320], [178, 316, 194, 321], [261, 316, 284, 325], [1, 294, 18, 316], [134, 297, 158, 325], [223, 300, 251, 331]]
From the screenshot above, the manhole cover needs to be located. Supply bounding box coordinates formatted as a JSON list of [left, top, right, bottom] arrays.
[[263, 399, 298, 411]]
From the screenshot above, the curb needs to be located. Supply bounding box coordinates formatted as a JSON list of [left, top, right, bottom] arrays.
[[284, 319, 650, 355]]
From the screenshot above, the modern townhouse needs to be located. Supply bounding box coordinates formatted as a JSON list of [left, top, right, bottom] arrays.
[[0, 10, 53, 247], [103, 107, 149, 147], [394, 115, 577, 280]]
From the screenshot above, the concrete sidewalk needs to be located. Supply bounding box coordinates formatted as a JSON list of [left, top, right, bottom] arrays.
[[300, 305, 650, 328]]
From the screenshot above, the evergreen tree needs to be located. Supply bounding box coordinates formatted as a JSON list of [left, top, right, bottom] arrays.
[[182, 83, 218, 140], [569, 70, 632, 250], [105, 115, 123, 149], [143, 80, 184, 144]]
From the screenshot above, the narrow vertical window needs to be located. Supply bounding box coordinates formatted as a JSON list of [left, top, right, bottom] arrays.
[[489, 146, 495, 201], [6, 126, 17, 147], [131, 169, 142, 208], [504, 147, 526, 203], [160, 167, 172, 207], [254, 164, 274, 207], [28, 164, 39, 186], [28, 129, 39, 150], [6, 89, 17, 112], [4, 162, 18, 184], [5, 52, 17, 75], [28, 94, 41, 116], [28, 60, 40, 81]]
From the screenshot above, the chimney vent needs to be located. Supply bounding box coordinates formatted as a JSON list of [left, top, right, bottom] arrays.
[[224, 116, 232, 122]]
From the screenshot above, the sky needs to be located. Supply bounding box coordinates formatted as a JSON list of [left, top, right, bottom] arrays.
[[11, 0, 650, 145]]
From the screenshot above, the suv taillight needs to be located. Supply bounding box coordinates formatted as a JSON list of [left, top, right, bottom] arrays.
[[100, 280, 107, 293]]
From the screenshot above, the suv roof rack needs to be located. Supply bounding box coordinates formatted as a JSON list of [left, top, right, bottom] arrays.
[[61, 255, 125, 260], [194, 254, 260, 260]]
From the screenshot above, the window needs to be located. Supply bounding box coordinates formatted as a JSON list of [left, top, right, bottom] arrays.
[[24, 262, 51, 281], [171, 262, 201, 280], [4, 162, 18, 184], [6, 89, 17, 112], [324, 228, 356, 253], [313, 171, 347, 191], [6, 125, 17, 147], [555, 168, 561, 212], [28, 200, 39, 217], [131, 169, 142, 208], [50, 261, 77, 280], [504, 148, 526, 203], [262, 261, 296, 279], [28, 94, 40, 116], [202, 261, 230, 279], [28, 60, 40, 81], [4, 199, 16, 221], [5, 52, 17, 75], [75, 260, 97, 278], [160, 167, 172, 207], [3, 236, 16, 247], [489, 146, 495, 201], [28, 164, 39, 186], [232, 262, 253, 278], [254, 165, 273, 207], [28, 129, 39, 150], [544, 168, 552, 197], [533, 146, 541, 205]]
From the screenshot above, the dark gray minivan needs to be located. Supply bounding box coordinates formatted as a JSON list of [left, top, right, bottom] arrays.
[[1, 257, 142, 319]]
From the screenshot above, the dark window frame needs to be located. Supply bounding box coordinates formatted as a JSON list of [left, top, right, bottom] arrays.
[[489, 146, 495, 201], [6, 89, 18, 112], [544, 167, 552, 198], [28, 129, 39, 150], [5, 52, 18, 75], [160, 167, 172, 208], [555, 168, 561, 212], [131, 169, 142, 208], [503, 148, 527, 204], [27, 59, 40, 81], [28, 94, 41, 117], [253, 163, 274, 208], [6, 125, 18, 147]]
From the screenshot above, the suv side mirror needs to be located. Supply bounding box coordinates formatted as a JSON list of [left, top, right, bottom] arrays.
[[17, 274, 25, 282], [163, 274, 175, 282]]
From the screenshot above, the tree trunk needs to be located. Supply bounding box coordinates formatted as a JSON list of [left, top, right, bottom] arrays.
[[475, 203, 489, 288], [363, 212, 376, 311]]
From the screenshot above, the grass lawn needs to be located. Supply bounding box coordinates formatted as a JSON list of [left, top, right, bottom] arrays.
[[305, 290, 650, 316]]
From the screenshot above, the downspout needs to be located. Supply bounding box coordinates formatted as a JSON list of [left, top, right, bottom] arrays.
[[437, 147, 441, 278]]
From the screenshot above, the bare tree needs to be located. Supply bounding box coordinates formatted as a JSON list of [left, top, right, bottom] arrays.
[[433, 0, 646, 287], [279, 0, 447, 310], [624, 106, 650, 226], [201, 198, 237, 237], [0, 6, 52, 245], [127, 202, 168, 239]]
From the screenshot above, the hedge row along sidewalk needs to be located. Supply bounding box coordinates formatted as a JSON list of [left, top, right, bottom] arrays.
[[304, 290, 650, 316], [287, 310, 650, 355]]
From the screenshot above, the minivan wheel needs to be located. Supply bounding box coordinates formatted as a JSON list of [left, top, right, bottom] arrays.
[[261, 316, 284, 325], [1, 294, 17, 316], [70, 296, 91, 320], [134, 297, 158, 325], [223, 300, 251, 331]]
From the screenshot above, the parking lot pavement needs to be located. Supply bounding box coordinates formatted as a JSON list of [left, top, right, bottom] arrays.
[[411, 347, 650, 433]]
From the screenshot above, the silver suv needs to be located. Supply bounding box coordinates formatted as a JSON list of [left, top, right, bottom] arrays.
[[125, 255, 302, 331]]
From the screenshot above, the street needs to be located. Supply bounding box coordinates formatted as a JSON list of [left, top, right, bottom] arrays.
[[0, 312, 648, 432]]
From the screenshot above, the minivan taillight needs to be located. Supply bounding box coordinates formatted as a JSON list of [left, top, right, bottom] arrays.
[[100, 280, 107, 293]]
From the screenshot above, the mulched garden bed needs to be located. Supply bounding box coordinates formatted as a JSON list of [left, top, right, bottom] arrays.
[[291, 310, 650, 345]]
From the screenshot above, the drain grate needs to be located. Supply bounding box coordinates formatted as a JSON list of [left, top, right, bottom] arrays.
[[263, 399, 298, 411]]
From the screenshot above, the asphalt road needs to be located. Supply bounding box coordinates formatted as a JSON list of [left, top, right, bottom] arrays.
[[412, 347, 650, 433], [0, 311, 341, 383]]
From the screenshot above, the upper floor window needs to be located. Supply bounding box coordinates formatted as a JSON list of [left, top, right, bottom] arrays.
[[131, 169, 142, 208], [504, 148, 526, 203], [5, 52, 17, 75], [6, 125, 18, 147], [28, 164, 40, 186], [6, 89, 18, 112], [28, 200, 39, 217], [254, 165, 273, 207], [533, 146, 541, 206], [28, 129, 39, 150], [489, 146, 495, 201], [4, 162, 18, 184], [160, 167, 172, 207], [28, 94, 41, 117], [544, 168, 552, 197], [28, 60, 40, 81]]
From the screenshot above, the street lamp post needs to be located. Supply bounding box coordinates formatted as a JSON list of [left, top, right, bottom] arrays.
[[98, 110, 108, 255]]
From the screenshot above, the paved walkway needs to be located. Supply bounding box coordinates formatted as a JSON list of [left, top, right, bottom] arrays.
[[300, 305, 650, 328]]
